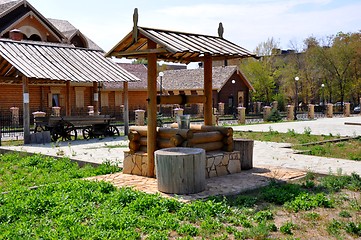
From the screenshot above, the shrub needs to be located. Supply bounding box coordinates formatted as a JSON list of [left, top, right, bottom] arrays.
[[267, 109, 283, 122], [284, 192, 333, 212], [280, 221, 296, 235]]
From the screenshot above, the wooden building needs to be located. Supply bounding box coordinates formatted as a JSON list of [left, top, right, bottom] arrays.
[[0, 0, 138, 117], [0, 0, 139, 142], [160, 65, 254, 114]]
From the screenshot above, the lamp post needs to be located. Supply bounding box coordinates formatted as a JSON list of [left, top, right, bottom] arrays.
[[231, 79, 236, 116], [158, 72, 164, 114], [321, 83, 325, 112], [294, 76, 299, 120]]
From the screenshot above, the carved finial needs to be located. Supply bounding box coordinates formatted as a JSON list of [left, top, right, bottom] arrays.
[[133, 8, 139, 42], [218, 22, 224, 38]]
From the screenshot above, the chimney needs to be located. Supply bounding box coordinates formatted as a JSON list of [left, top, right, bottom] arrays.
[[9, 29, 23, 41]]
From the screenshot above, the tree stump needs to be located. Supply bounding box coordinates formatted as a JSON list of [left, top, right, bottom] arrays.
[[233, 139, 254, 170], [155, 147, 206, 194]]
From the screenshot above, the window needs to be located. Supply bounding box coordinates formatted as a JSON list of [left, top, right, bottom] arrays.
[[228, 96, 234, 108], [52, 94, 60, 107]]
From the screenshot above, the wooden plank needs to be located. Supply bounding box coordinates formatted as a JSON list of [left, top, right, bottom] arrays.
[[345, 122, 361, 126], [204, 55, 213, 126], [35, 45, 72, 80], [0, 42, 37, 77], [158, 95, 206, 104], [24, 44, 60, 80]]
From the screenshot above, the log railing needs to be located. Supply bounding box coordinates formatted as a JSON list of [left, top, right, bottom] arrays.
[[128, 124, 233, 153]]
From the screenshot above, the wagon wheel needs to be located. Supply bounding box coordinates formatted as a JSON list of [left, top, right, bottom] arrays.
[[34, 125, 46, 133], [106, 126, 120, 137], [82, 126, 94, 140], [50, 128, 61, 142], [61, 120, 77, 141]]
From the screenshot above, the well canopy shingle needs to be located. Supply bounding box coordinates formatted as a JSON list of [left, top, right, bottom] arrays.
[[0, 39, 139, 83], [106, 26, 257, 64]]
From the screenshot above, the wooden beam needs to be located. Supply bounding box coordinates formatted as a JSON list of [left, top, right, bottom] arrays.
[[123, 81, 129, 136], [66, 81, 71, 116], [204, 55, 213, 125], [110, 48, 168, 57], [157, 95, 206, 105], [147, 40, 157, 177], [22, 75, 30, 144], [93, 82, 99, 115]]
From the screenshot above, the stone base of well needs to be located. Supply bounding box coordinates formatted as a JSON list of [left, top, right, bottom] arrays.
[[123, 150, 241, 178]]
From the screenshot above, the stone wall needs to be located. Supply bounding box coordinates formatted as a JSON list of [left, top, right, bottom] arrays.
[[123, 150, 241, 178]]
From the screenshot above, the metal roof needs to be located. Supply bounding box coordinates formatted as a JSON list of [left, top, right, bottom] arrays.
[[0, 39, 139, 82], [106, 26, 257, 64]]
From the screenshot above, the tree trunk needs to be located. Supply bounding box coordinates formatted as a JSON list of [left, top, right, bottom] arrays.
[[155, 147, 206, 194]]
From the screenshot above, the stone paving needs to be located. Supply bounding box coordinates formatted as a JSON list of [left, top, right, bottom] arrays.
[[1, 115, 361, 201], [86, 166, 306, 202]]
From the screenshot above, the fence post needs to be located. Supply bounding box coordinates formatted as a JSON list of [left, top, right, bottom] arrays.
[[10, 107, 19, 127], [308, 104, 315, 120], [263, 106, 271, 121], [326, 103, 333, 118], [287, 105, 294, 121], [344, 103, 350, 117]]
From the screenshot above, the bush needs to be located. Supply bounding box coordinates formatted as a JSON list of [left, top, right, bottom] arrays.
[[266, 109, 282, 122]]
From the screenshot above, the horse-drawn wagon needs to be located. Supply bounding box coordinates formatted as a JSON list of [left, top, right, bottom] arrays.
[[34, 115, 119, 141]]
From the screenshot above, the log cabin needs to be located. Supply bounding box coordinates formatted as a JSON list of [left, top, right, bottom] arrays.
[[0, 0, 138, 118], [112, 64, 254, 116]]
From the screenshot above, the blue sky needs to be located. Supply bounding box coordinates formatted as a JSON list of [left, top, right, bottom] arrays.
[[29, 0, 360, 54]]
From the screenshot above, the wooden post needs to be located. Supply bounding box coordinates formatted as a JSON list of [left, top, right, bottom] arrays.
[[204, 55, 213, 126], [147, 40, 157, 177], [123, 81, 129, 135], [93, 82, 99, 115], [233, 139, 254, 170], [155, 147, 206, 194], [66, 81, 71, 116], [22, 76, 30, 144]]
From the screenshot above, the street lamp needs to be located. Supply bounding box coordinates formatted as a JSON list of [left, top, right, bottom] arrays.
[[158, 72, 164, 114], [321, 83, 325, 112], [231, 79, 236, 116], [294, 76, 299, 120]]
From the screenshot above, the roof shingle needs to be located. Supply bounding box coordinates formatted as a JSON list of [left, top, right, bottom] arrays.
[[0, 39, 139, 83], [161, 66, 239, 90]]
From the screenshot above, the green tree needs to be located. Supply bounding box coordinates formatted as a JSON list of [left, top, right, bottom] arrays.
[[240, 38, 279, 105], [312, 32, 360, 105]]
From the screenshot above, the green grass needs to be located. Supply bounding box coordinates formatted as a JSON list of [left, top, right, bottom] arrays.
[[234, 128, 361, 160], [234, 127, 338, 145], [0, 153, 121, 192], [1, 172, 361, 239], [1, 154, 361, 239]]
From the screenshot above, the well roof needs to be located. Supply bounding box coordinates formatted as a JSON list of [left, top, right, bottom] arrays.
[[106, 26, 257, 64]]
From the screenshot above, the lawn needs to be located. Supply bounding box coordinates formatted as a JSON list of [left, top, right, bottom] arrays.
[[1, 153, 361, 239], [234, 128, 361, 161], [0, 153, 121, 192]]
